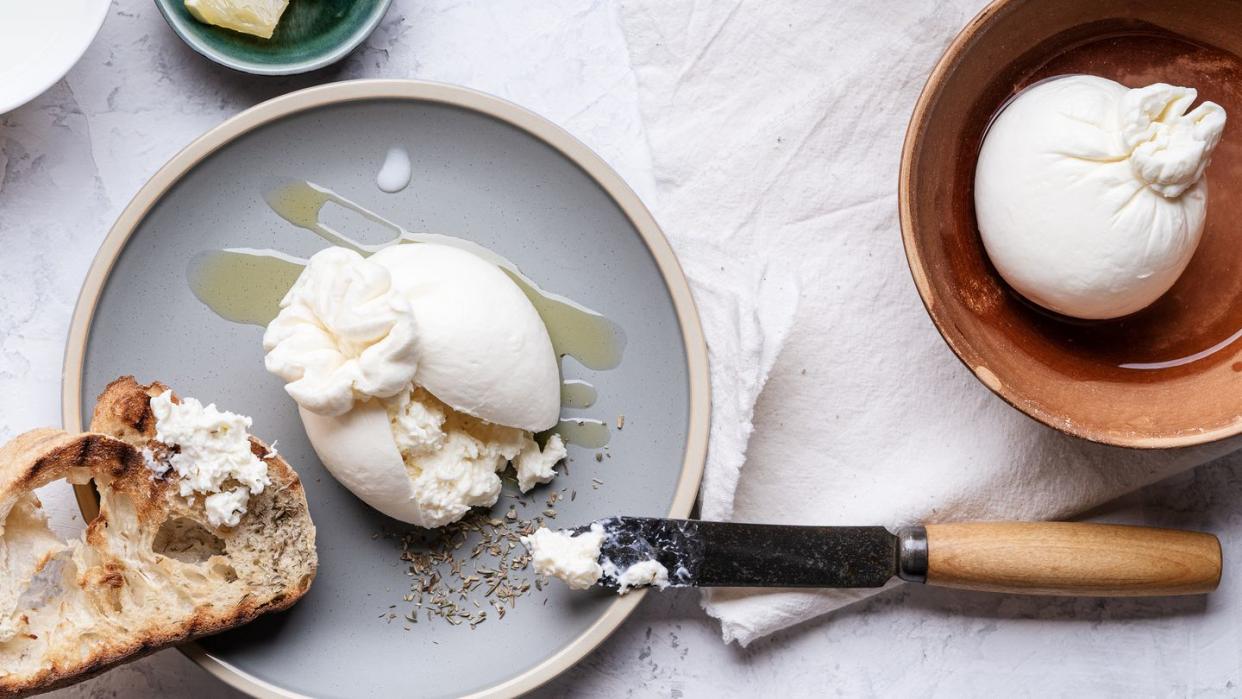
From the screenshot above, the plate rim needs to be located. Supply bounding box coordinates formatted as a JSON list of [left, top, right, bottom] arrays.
[[60, 79, 711, 698]]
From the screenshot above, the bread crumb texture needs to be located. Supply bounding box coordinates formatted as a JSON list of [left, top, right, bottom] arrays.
[[0, 377, 317, 697]]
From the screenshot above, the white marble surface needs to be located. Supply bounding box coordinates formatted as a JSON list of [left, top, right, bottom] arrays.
[[4, 1, 1242, 696]]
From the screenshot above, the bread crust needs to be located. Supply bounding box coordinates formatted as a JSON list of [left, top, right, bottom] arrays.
[[0, 377, 317, 697]]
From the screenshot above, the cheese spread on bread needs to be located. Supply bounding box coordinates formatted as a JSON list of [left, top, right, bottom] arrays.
[[0, 377, 317, 694], [147, 391, 271, 527]]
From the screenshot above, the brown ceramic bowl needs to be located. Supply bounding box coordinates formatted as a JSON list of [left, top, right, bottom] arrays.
[[900, 0, 1242, 448]]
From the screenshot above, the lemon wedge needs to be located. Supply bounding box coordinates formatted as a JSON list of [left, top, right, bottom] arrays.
[[184, 0, 290, 39]]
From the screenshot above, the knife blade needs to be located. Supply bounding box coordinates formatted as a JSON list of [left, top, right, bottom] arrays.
[[579, 517, 905, 588]]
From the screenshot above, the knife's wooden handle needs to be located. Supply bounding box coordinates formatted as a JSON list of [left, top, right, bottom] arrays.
[[923, 522, 1221, 596]]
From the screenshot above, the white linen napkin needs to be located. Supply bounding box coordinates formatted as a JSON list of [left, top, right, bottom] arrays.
[[615, 0, 1242, 645]]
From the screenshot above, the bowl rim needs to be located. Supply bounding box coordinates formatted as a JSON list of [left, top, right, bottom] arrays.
[[0, 0, 111, 114], [153, 0, 393, 76], [60, 79, 711, 698], [897, 0, 1241, 450]]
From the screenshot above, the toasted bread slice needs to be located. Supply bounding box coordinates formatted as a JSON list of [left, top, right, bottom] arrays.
[[0, 377, 316, 696]]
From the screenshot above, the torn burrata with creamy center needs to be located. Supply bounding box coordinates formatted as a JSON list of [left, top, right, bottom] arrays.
[[263, 244, 566, 528]]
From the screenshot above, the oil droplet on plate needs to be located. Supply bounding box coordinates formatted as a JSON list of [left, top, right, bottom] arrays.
[[188, 248, 305, 326], [508, 270, 624, 371], [560, 380, 597, 409], [376, 146, 412, 193], [550, 419, 610, 449], [261, 179, 627, 370]]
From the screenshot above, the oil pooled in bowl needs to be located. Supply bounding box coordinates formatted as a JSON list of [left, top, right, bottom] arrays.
[[189, 179, 626, 447]]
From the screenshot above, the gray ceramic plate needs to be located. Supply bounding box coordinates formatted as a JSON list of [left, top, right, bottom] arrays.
[[63, 81, 708, 698]]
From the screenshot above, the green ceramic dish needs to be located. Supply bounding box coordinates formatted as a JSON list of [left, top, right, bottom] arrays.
[[155, 0, 391, 75]]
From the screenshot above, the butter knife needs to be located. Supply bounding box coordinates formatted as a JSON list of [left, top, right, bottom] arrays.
[[578, 517, 1221, 595]]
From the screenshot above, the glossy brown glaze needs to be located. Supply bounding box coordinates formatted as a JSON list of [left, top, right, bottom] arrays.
[[901, 0, 1242, 447]]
